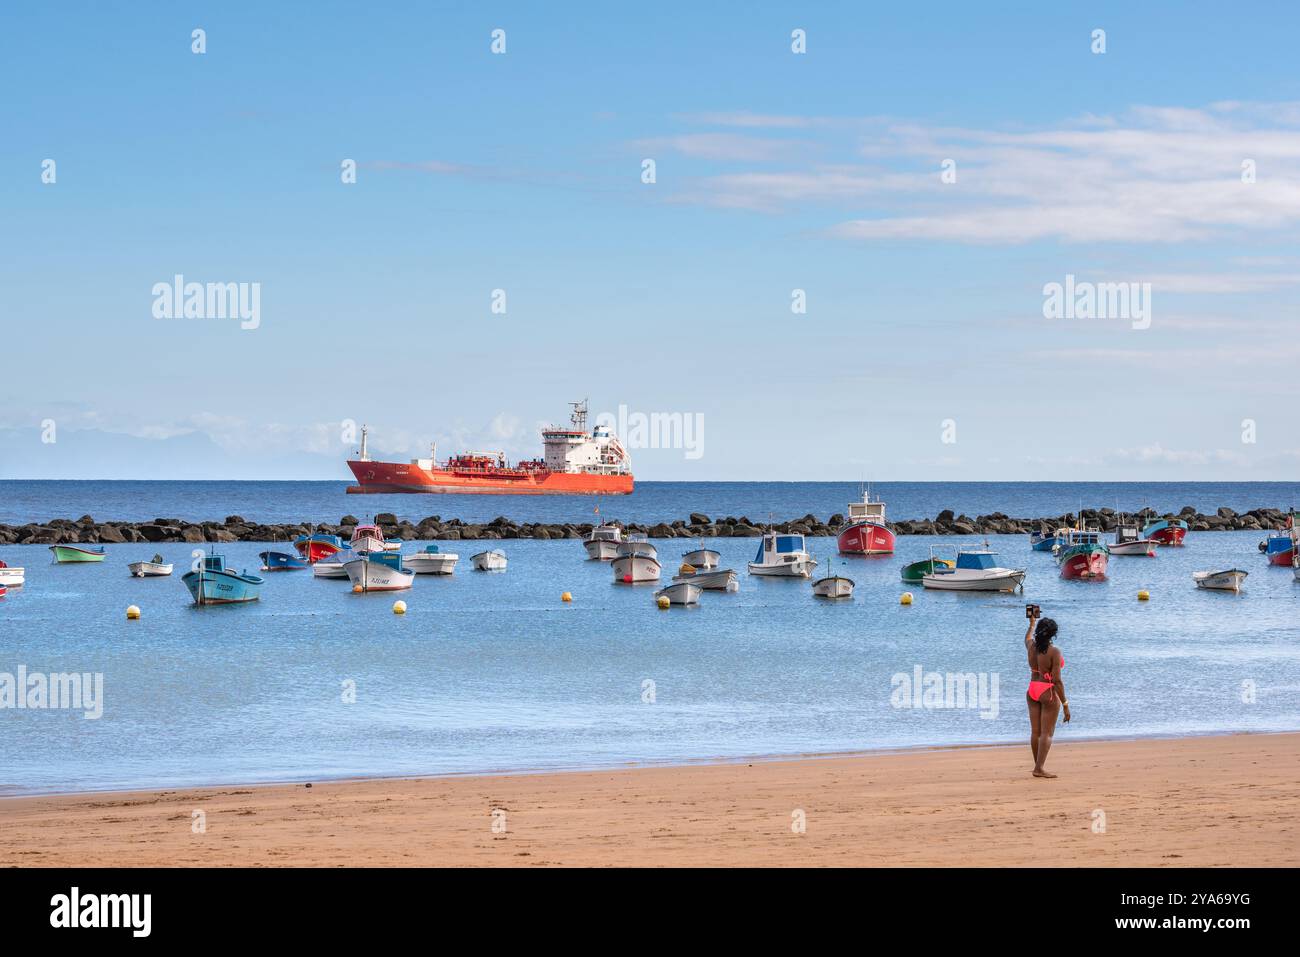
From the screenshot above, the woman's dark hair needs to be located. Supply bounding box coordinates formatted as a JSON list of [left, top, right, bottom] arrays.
[[1034, 617, 1058, 654]]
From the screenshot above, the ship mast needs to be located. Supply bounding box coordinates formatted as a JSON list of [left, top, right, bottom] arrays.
[[358, 425, 370, 462], [570, 399, 588, 434]]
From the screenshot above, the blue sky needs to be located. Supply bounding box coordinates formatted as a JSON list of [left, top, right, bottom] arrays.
[[3, 1, 1299, 480]]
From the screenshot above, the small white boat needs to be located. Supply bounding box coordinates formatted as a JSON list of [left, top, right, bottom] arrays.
[[0, 561, 25, 587], [615, 539, 658, 559], [1193, 568, 1248, 592], [312, 557, 351, 579], [681, 545, 721, 569], [812, 575, 855, 598], [403, 546, 459, 575], [344, 552, 415, 592], [654, 581, 701, 605], [1111, 518, 1158, 557], [471, 550, 507, 571], [583, 523, 623, 560], [350, 523, 401, 553], [748, 531, 817, 578], [672, 567, 738, 591], [922, 545, 1026, 592], [612, 554, 661, 583], [128, 554, 173, 577]]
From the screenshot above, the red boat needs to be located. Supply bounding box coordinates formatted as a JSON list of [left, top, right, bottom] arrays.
[[1262, 513, 1298, 565], [1141, 518, 1188, 546], [293, 535, 344, 562], [346, 401, 633, 495], [1057, 529, 1109, 580], [837, 490, 895, 555]]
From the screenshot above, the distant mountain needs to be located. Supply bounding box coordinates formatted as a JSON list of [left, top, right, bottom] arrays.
[[0, 427, 350, 480]]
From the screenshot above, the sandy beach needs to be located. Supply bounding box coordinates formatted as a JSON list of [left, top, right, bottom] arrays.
[[2, 732, 1295, 867]]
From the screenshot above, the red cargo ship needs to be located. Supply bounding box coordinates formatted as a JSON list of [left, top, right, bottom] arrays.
[[346, 401, 634, 495]]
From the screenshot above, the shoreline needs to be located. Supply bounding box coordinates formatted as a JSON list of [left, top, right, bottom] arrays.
[[2, 727, 1290, 802], [5, 731, 1296, 867]]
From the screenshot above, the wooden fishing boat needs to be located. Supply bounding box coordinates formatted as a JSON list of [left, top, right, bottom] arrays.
[[0, 560, 24, 587], [1141, 517, 1188, 546], [259, 550, 309, 571], [681, 545, 721, 569], [49, 544, 106, 563], [612, 554, 661, 583], [900, 557, 953, 583], [583, 523, 623, 560], [654, 581, 701, 605], [471, 549, 508, 571], [672, 567, 738, 591], [1193, 568, 1248, 592], [343, 551, 414, 592], [293, 534, 345, 562], [182, 553, 263, 605], [1057, 528, 1109, 580], [1110, 517, 1158, 556], [129, 554, 173, 577], [837, 488, 895, 555]]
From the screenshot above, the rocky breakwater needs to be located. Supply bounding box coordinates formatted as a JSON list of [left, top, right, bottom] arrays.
[[0, 506, 1288, 547]]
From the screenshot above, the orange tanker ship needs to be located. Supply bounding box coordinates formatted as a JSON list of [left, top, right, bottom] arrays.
[[345, 401, 634, 495]]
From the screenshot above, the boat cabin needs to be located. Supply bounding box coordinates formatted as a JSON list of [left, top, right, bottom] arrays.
[[588, 523, 622, 542], [1115, 523, 1141, 544], [955, 550, 1000, 571], [754, 533, 809, 565], [847, 497, 886, 525]]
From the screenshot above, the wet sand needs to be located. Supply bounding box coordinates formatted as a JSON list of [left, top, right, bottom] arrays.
[[2, 733, 1295, 867]]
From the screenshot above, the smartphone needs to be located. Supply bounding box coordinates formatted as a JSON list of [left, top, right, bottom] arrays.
[[1025, 603, 1040, 619]]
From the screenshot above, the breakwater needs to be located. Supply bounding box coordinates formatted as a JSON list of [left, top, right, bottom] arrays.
[[0, 506, 1288, 545]]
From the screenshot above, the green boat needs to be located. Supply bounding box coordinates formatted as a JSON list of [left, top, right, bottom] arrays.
[[900, 557, 954, 583], [49, 544, 107, 563]]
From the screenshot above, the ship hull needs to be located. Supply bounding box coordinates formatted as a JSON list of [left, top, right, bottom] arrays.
[[836, 521, 895, 555], [1059, 546, 1109, 581], [347, 459, 633, 495]]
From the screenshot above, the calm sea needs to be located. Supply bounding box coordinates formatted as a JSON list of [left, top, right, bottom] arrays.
[[2, 481, 1298, 795]]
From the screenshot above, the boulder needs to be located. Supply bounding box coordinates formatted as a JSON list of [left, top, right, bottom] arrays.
[[689, 512, 711, 526], [181, 525, 205, 543], [937, 509, 955, 524], [98, 525, 127, 544]]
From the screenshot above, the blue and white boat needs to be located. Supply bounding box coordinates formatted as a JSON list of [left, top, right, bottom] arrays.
[[259, 550, 309, 571], [921, 545, 1025, 592], [182, 553, 264, 605], [343, 550, 414, 592], [1029, 528, 1065, 552], [748, 531, 817, 578]]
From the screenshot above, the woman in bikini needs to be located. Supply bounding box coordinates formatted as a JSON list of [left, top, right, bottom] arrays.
[[1025, 610, 1070, 778]]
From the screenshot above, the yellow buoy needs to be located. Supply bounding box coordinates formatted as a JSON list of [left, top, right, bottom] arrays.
[[900, 592, 914, 605], [393, 600, 407, 614], [352, 584, 363, 593], [126, 605, 141, 620], [561, 591, 572, 602], [657, 595, 671, 609], [1138, 589, 1150, 601]]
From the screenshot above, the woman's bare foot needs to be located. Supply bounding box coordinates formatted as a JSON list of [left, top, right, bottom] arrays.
[[1032, 768, 1057, 778]]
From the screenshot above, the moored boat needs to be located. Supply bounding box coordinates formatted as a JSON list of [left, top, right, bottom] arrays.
[[1110, 517, 1158, 557], [343, 551, 415, 592], [293, 533, 345, 562], [748, 531, 817, 578], [612, 553, 661, 583], [654, 581, 701, 605], [49, 544, 106, 563], [0, 561, 25, 587], [900, 557, 953, 583], [1193, 568, 1248, 592], [671, 567, 738, 591], [921, 545, 1025, 592], [681, 544, 721, 569], [182, 553, 263, 605], [403, 545, 459, 575], [1029, 529, 1065, 552], [615, 537, 657, 560], [1259, 513, 1297, 566], [312, 550, 354, 579], [1057, 528, 1109, 580], [812, 574, 855, 598], [583, 523, 623, 560], [471, 549, 508, 571], [129, 554, 173, 577], [837, 489, 895, 555], [1141, 517, 1188, 546], [259, 550, 309, 571], [349, 523, 401, 553]]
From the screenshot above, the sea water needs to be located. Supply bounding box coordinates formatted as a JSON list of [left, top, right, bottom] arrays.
[[1, 482, 1298, 794]]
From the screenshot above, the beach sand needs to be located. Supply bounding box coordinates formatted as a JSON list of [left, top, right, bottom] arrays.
[[2, 733, 1295, 867]]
